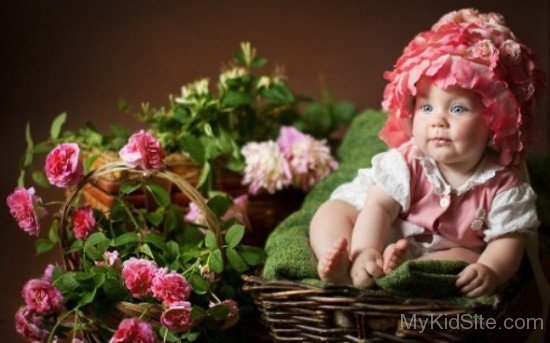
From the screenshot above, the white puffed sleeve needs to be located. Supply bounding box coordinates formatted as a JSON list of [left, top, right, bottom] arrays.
[[329, 149, 411, 211], [484, 183, 540, 243]]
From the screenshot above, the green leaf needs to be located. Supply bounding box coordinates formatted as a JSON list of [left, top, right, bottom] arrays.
[[146, 184, 171, 207], [222, 91, 253, 107], [84, 153, 101, 173], [146, 209, 164, 227], [237, 246, 265, 266], [138, 244, 154, 259], [190, 306, 207, 320], [207, 195, 231, 218], [207, 304, 230, 320], [35, 239, 55, 256], [164, 205, 183, 233], [113, 232, 137, 246], [83, 232, 111, 260], [188, 274, 209, 294], [205, 231, 218, 249], [120, 182, 142, 195], [187, 331, 201, 342], [32, 171, 51, 188], [165, 241, 179, 262], [226, 247, 248, 272], [159, 326, 179, 343], [143, 233, 167, 252], [50, 112, 67, 139], [197, 161, 211, 189], [178, 226, 203, 245], [180, 135, 205, 164], [251, 57, 267, 68], [225, 224, 245, 248], [262, 84, 295, 104], [103, 276, 128, 301], [48, 220, 59, 243], [332, 102, 356, 124], [208, 249, 223, 274], [55, 272, 79, 293], [78, 288, 97, 306], [68, 239, 83, 253]]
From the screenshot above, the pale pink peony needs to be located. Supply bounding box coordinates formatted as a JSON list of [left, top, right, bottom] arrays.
[[6, 187, 47, 236], [42, 264, 55, 283], [15, 306, 48, 342], [119, 130, 166, 172], [151, 268, 192, 306], [121, 258, 158, 298], [71, 206, 96, 240], [241, 141, 292, 194], [160, 301, 194, 333], [185, 194, 251, 228], [213, 299, 240, 330], [95, 250, 121, 268], [22, 279, 63, 314], [45, 143, 83, 187], [277, 126, 338, 191], [109, 318, 156, 343]]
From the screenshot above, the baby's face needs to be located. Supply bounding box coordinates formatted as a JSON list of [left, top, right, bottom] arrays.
[[412, 78, 490, 169]]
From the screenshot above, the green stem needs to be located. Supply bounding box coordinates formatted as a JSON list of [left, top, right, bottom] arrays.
[[48, 307, 78, 343]]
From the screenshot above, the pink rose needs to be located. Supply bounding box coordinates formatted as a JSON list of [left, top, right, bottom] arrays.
[[95, 250, 121, 268], [218, 299, 240, 329], [6, 187, 47, 236], [151, 268, 192, 306], [42, 264, 55, 283], [15, 306, 48, 342], [22, 279, 63, 314], [109, 318, 156, 343], [160, 301, 194, 333], [121, 258, 158, 298], [71, 206, 96, 240], [119, 130, 166, 172], [185, 194, 251, 229], [45, 143, 83, 187]]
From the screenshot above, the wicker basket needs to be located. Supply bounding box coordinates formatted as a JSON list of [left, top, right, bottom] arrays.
[[58, 162, 223, 340], [241, 272, 533, 343]]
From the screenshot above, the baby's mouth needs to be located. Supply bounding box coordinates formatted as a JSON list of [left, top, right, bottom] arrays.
[[429, 136, 452, 144]]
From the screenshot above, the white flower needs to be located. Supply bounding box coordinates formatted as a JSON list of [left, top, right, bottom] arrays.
[[175, 79, 210, 104], [219, 67, 246, 88], [241, 141, 292, 194]]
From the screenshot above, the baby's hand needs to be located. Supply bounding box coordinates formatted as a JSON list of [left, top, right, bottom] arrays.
[[350, 248, 384, 288], [456, 262, 497, 297]]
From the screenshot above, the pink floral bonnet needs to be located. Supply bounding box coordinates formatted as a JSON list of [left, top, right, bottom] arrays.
[[379, 8, 545, 165]]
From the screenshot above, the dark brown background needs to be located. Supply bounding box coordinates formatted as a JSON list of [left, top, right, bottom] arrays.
[[1, 1, 548, 341]]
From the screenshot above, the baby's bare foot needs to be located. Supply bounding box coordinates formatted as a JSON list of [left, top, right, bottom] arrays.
[[382, 239, 409, 274], [318, 238, 351, 285]]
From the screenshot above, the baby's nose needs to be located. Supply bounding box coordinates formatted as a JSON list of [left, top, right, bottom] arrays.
[[430, 115, 449, 128]]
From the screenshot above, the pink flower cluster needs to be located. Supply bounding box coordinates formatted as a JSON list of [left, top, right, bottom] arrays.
[[45, 143, 83, 187], [15, 265, 63, 341], [110, 318, 156, 343], [119, 130, 166, 172], [185, 194, 252, 229], [95, 250, 121, 268], [160, 301, 193, 332], [121, 258, 191, 304], [241, 127, 338, 194], [71, 205, 96, 240], [380, 8, 545, 165], [7, 187, 47, 236]]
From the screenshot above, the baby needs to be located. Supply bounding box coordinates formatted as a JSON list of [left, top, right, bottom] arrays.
[[310, 9, 544, 298]]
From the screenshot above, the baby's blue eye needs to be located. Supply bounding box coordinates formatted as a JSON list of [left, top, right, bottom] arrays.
[[450, 105, 468, 114], [420, 104, 433, 113]]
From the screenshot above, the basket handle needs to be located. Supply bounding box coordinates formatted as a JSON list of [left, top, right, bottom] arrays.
[[59, 162, 222, 270]]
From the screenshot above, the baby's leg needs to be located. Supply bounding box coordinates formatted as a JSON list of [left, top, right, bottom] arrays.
[[416, 247, 480, 263], [310, 200, 358, 285]]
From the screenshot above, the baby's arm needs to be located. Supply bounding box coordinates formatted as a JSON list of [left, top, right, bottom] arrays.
[[350, 184, 401, 287], [456, 233, 525, 297]]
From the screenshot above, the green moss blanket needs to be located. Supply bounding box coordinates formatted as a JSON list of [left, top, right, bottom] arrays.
[[262, 109, 549, 306]]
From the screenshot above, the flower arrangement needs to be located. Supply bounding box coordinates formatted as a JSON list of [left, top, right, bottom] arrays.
[[123, 42, 350, 194], [9, 131, 266, 342]]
